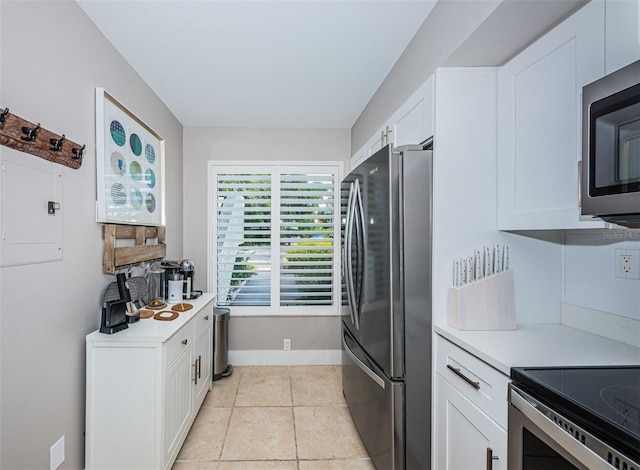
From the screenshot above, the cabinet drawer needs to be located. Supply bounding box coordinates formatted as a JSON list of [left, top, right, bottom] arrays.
[[435, 334, 509, 428], [164, 325, 193, 367], [193, 301, 213, 335]]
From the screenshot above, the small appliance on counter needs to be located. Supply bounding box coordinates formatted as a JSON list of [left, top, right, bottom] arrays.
[[167, 273, 184, 302], [100, 299, 128, 334], [146, 263, 167, 309], [162, 259, 200, 300], [101, 274, 147, 330]]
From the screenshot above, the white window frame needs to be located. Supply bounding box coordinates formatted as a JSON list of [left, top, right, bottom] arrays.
[[207, 161, 343, 317]]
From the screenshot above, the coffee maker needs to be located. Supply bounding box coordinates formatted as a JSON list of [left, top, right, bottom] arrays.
[[161, 259, 197, 300]]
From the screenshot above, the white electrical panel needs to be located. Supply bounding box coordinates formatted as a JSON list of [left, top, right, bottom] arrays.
[[0, 156, 63, 267]]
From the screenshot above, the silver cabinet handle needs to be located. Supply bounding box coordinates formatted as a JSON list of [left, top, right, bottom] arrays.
[[447, 364, 480, 390], [181, 339, 188, 345], [204, 315, 209, 320], [486, 447, 498, 470]]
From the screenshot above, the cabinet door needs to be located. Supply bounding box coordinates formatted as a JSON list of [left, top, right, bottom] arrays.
[[605, 0, 640, 74], [164, 349, 194, 465], [435, 374, 507, 470], [193, 323, 212, 407], [497, 0, 606, 230], [391, 75, 434, 147]]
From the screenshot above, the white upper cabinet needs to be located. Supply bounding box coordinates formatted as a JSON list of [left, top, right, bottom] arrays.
[[497, 0, 607, 230], [391, 75, 434, 148], [605, 0, 640, 74], [351, 75, 434, 169]]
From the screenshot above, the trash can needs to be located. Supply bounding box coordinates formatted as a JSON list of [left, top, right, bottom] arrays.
[[213, 307, 232, 381]]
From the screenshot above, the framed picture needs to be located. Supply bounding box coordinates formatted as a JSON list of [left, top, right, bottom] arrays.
[[96, 88, 165, 226]]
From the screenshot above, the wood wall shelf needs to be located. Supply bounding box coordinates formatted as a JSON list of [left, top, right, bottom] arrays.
[[103, 224, 166, 274], [0, 107, 84, 169]]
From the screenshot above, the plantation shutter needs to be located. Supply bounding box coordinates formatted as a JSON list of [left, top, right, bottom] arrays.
[[211, 163, 340, 313], [279, 173, 335, 306], [216, 173, 272, 306]]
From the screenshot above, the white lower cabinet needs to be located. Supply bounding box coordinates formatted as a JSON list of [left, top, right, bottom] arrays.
[[164, 345, 195, 464], [436, 375, 507, 470], [85, 295, 214, 470], [435, 334, 508, 470]]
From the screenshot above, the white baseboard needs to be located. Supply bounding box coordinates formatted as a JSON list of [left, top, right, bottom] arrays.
[[561, 303, 640, 348], [228, 349, 342, 366]]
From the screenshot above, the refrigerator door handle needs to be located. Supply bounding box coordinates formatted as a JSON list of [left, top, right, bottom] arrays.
[[354, 180, 365, 328], [345, 182, 358, 328], [342, 329, 386, 390]]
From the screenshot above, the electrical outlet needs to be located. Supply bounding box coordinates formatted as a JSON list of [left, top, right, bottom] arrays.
[[283, 338, 291, 351], [50, 435, 65, 470], [615, 249, 640, 280]]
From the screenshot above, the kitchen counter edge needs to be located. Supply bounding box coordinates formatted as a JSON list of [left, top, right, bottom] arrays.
[[86, 294, 215, 343], [434, 322, 640, 376]]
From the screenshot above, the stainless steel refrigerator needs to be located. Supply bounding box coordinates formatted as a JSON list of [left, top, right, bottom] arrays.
[[341, 143, 432, 470]]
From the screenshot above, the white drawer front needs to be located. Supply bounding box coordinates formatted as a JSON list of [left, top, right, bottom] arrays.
[[435, 334, 509, 428], [193, 301, 213, 335], [164, 325, 194, 368]]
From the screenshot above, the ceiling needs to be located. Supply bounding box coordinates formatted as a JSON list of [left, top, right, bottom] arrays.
[[77, 0, 588, 131], [77, 0, 438, 129]]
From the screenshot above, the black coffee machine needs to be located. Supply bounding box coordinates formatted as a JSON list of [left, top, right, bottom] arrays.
[[161, 259, 199, 299]]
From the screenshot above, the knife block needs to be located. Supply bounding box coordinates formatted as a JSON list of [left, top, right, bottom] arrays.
[[447, 270, 516, 331]]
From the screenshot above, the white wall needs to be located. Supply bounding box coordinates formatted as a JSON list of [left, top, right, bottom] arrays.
[[564, 230, 640, 319], [0, 2, 183, 469], [431, 68, 564, 327], [182, 127, 350, 358]]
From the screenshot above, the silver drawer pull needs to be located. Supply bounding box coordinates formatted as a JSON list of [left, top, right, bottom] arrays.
[[181, 339, 188, 345], [204, 315, 209, 320], [447, 364, 480, 390]]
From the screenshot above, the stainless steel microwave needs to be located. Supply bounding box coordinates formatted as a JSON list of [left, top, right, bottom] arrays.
[[581, 60, 640, 228]]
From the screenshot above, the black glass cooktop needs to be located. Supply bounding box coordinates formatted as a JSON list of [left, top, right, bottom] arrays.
[[511, 366, 640, 462]]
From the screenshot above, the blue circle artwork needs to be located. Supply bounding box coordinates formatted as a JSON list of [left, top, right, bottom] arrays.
[[110, 152, 126, 176], [131, 189, 143, 209], [145, 144, 156, 164], [130, 133, 142, 156], [111, 183, 126, 206], [145, 193, 156, 213], [146, 169, 156, 188], [110, 121, 126, 146], [130, 161, 143, 182]]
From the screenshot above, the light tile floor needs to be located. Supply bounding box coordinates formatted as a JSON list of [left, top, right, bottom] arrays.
[[172, 365, 375, 470]]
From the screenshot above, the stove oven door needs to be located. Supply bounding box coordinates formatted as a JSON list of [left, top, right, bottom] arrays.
[[508, 385, 633, 470]]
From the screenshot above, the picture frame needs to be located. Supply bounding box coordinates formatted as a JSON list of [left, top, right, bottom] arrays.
[[95, 88, 165, 226]]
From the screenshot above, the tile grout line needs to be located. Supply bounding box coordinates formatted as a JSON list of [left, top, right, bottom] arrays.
[[288, 366, 301, 470], [217, 366, 242, 466]]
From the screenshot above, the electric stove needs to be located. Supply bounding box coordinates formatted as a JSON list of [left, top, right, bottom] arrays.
[[510, 366, 640, 468]]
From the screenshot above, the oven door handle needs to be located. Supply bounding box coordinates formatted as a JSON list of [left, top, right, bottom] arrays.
[[510, 386, 610, 470]]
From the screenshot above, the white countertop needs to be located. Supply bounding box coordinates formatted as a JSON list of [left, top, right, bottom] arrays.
[[435, 322, 640, 376], [86, 294, 215, 343]]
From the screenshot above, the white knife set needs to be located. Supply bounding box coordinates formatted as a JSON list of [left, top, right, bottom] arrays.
[[452, 244, 509, 288], [447, 244, 516, 331]]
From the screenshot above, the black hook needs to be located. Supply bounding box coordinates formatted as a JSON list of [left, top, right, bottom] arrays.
[[0, 108, 9, 128], [21, 123, 40, 141], [72, 144, 85, 160], [49, 134, 65, 152]]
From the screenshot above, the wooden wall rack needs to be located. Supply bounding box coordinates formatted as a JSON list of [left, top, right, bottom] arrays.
[[0, 107, 84, 169], [103, 224, 166, 274]]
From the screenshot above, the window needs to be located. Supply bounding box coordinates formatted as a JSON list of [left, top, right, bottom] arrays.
[[209, 162, 342, 316]]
